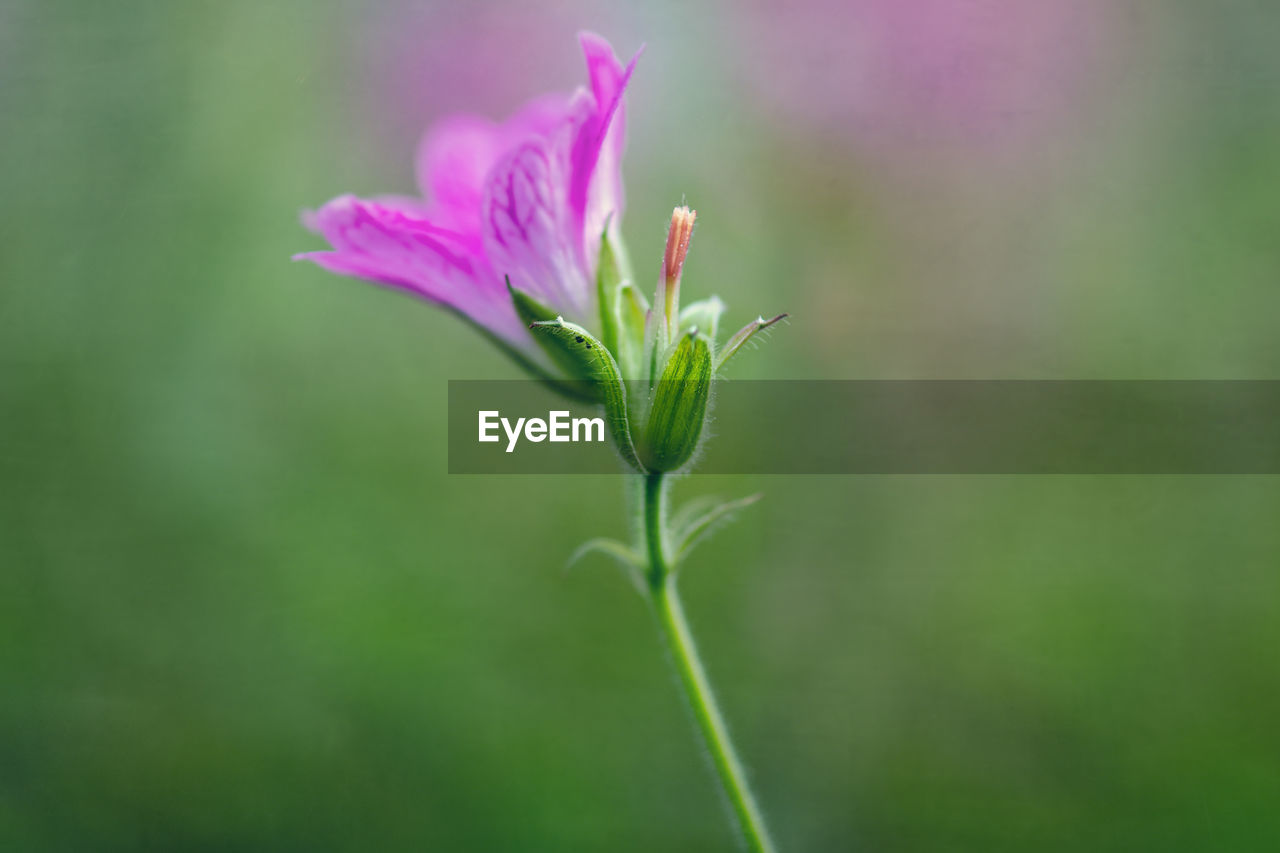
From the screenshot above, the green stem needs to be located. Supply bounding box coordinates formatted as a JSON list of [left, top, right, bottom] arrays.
[[641, 472, 776, 853]]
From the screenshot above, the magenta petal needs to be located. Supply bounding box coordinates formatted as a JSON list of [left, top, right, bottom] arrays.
[[580, 31, 632, 145], [415, 117, 505, 230], [482, 141, 590, 318], [415, 92, 573, 225], [570, 34, 639, 269], [297, 195, 524, 342]]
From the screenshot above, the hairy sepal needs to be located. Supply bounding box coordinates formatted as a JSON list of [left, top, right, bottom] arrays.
[[528, 316, 646, 473]]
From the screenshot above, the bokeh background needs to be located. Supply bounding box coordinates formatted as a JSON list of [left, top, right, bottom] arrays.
[[3, 1, 1279, 850]]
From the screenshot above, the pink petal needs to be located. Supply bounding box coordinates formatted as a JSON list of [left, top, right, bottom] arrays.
[[569, 33, 639, 270], [296, 195, 524, 342], [482, 141, 590, 318], [414, 117, 504, 230], [415, 93, 573, 229]]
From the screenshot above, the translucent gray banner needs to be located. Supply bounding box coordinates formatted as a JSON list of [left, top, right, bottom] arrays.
[[448, 381, 1280, 474]]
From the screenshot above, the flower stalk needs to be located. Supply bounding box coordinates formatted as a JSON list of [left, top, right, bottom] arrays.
[[642, 472, 777, 853]]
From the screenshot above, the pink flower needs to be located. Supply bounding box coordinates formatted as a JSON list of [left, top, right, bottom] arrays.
[[295, 33, 637, 361]]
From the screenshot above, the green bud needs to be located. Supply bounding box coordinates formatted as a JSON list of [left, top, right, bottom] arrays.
[[639, 331, 713, 472]]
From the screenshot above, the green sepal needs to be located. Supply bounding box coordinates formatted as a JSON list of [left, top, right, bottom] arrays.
[[595, 227, 624, 357], [505, 277, 599, 393], [616, 281, 648, 378], [527, 317, 646, 473], [715, 313, 788, 373], [442, 301, 597, 403], [642, 302, 665, 390], [506, 275, 559, 327], [679, 296, 726, 343], [639, 331, 713, 472], [673, 493, 762, 565]]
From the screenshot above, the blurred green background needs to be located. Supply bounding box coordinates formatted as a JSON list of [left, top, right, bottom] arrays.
[[3, 1, 1279, 850]]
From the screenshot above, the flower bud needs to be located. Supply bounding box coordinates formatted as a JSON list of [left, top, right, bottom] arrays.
[[638, 330, 713, 472], [656, 206, 696, 341]]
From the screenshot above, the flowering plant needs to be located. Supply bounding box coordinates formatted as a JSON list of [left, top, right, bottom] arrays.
[[297, 33, 783, 851]]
